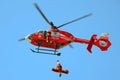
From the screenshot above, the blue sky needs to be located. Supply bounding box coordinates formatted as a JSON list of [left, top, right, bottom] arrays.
[[0, 0, 120, 80]]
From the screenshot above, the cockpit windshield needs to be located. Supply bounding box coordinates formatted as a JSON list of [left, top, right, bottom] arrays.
[[36, 30, 60, 37], [37, 30, 46, 34]]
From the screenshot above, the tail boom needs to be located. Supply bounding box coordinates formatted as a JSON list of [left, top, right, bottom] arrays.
[[73, 34, 111, 53]]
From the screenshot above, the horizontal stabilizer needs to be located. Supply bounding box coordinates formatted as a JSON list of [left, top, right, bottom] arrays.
[[87, 34, 97, 53]]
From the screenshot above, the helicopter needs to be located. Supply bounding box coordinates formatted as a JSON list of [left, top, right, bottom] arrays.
[[52, 60, 69, 77], [19, 3, 111, 56]]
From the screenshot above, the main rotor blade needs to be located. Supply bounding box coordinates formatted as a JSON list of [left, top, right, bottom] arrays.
[[57, 13, 92, 28], [34, 3, 53, 27]]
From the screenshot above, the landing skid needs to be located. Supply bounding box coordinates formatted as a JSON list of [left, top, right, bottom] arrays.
[[30, 41, 61, 56], [30, 48, 61, 56]]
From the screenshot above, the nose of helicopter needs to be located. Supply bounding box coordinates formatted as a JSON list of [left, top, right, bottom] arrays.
[[18, 34, 33, 42], [25, 34, 33, 42]]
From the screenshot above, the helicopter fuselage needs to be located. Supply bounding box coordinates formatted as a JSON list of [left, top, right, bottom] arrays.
[[25, 27, 111, 53], [27, 28, 75, 49]]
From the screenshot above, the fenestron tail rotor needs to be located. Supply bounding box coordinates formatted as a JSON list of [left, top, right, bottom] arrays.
[[34, 3, 55, 28], [57, 13, 92, 28]]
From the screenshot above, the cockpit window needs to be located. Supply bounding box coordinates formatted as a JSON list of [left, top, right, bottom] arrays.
[[28, 34, 33, 40], [37, 30, 60, 36], [37, 30, 44, 33], [37, 30, 47, 34]]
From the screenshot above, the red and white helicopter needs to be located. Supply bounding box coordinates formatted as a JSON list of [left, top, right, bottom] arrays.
[[19, 3, 111, 56], [52, 60, 69, 77]]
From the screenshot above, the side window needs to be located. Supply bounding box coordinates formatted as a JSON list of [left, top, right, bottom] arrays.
[[51, 31, 60, 36]]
